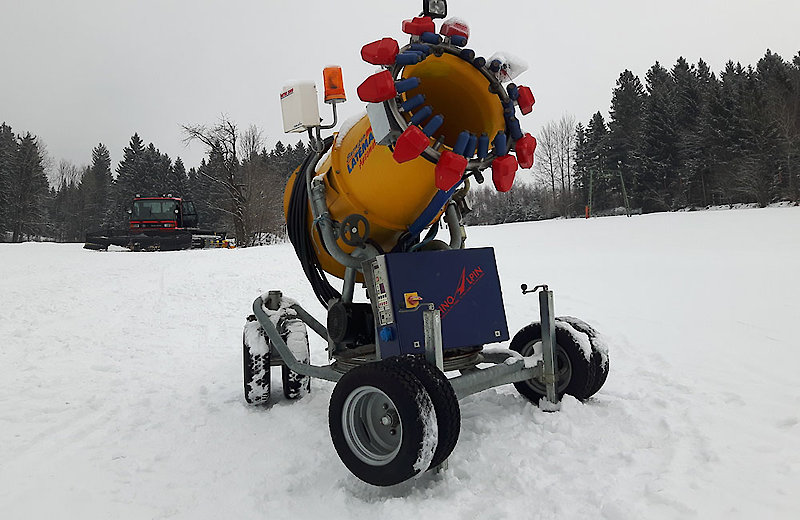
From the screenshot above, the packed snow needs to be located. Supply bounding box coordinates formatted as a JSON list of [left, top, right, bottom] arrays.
[[1, 206, 799, 519]]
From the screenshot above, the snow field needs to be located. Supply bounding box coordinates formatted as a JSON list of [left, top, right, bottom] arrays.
[[1, 206, 798, 519]]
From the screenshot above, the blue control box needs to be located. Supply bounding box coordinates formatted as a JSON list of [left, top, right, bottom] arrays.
[[369, 247, 509, 358]]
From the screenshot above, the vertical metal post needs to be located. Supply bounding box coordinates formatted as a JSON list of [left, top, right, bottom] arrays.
[[539, 288, 560, 409], [422, 304, 444, 371], [422, 304, 447, 471]]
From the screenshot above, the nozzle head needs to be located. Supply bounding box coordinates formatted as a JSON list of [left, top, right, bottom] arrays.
[[517, 85, 535, 115], [492, 154, 518, 192], [357, 70, 397, 103], [402, 16, 436, 36], [516, 133, 537, 169], [393, 125, 430, 163], [361, 38, 399, 66], [435, 150, 467, 191]]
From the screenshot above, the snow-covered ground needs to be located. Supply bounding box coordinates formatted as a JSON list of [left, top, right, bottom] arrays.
[[1, 207, 798, 519]]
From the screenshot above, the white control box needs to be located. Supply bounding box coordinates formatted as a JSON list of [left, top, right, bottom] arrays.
[[280, 81, 321, 133]]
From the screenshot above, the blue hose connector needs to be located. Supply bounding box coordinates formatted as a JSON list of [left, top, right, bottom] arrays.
[[410, 106, 433, 126], [395, 77, 421, 94], [493, 131, 508, 156], [477, 133, 490, 159], [422, 115, 444, 136]]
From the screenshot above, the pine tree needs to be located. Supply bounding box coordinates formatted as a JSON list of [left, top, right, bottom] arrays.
[[8, 133, 49, 241], [0, 123, 17, 238], [640, 62, 679, 211], [607, 70, 645, 209], [112, 133, 145, 226], [85, 143, 113, 227]]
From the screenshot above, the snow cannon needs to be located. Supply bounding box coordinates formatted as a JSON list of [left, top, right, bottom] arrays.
[[245, 0, 608, 489], [281, 9, 537, 282]]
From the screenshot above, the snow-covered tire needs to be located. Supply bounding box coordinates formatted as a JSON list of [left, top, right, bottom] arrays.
[[557, 316, 609, 396], [280, 318, 311, 400], [382, 354, 460, 468], [510, 317, 607, 404], [328, 360, 438, 487], [243, 315, 271, 405]]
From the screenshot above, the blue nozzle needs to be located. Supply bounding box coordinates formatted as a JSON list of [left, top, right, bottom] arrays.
[[453, 131, 470, 156], [507, 83, 519, 101], [477, 133, 490, 159], [395, 51, 424, 65], [450, 35, 468, 47], [472, 56, 486, 69], [395, 77, 420, 94], [410, 43, 432, 56], [493, 131, 508, 156], [410, 106, 433, 126], [466, 133, 478, 158], [421, 32, 442, 45], [507, 117, 523, 141], [490, 60, 502, 72], [401, 94, 426, 112], [422, 115, 444, 137], [459, 48, 475, 62]]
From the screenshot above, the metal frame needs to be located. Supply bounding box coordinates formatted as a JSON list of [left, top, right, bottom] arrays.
[[251, 284, 561, 406]]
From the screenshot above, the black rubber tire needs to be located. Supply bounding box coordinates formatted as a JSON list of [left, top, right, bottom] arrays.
[[329, 360, 437, 487], [281, 320, 311, 400], [382, 354, 460, 468], [243, 315, 271, 405], [557, 316, 609, 396], [510, 320, 597, 404]]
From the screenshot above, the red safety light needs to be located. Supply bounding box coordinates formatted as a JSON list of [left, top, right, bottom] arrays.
[[361, 38, 400, 66], [492, 154, 518, 192], [435, 150, 467, 191], [402, 16, 436, 36], [440, 19, 469, 41], [357, 70, 397, 103], [517, 86, 535, 115], [393, 125, 430, 163], [515, 133, 537, 169]]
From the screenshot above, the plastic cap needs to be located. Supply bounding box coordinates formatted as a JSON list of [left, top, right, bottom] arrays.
[[393, 125, 430, 163], [515, 133, 537, 169], [517, 86, 535, 115], [435, 150, 468, 191], [357, 70, 397, 103], [492, 154, 518, 192], [361, 38, 399, 65], [402, 16, 436, 36]]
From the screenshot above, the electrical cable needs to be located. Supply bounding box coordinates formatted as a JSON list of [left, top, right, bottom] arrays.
[[286, 137, 341, 308]]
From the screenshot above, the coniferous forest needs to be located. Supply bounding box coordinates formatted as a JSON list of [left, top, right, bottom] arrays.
[[1, 50, 798, 245], [470, 49, 800, 222], [0, 119, 308, 246]]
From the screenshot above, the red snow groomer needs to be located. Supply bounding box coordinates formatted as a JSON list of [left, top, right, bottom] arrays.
[[84, 196, 226, 251]]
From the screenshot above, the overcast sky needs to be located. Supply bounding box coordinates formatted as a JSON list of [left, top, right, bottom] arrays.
[[1, 0, 798, 174]]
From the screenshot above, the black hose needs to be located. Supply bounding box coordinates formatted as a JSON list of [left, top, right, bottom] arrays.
[[286, 137, 341, 308]]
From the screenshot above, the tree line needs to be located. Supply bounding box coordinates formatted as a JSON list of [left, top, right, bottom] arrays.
[[568, 50, 800, 215], [0, 119, 308, 245]]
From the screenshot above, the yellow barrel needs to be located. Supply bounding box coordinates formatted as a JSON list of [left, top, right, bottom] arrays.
[[284, 48, 509, 280]]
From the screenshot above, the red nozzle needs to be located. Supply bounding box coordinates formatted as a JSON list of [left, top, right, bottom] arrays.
[[440, 19, 469, 41], [435, 150, 468, 191], [515, 133, 537, 169], [361, 38, 399, 66], [517, 86, 535, 115], [402, 16, 436, 36], [393, 125, 430, 163], [492, 154, 518, 192], [357, 70, 397, 103]]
